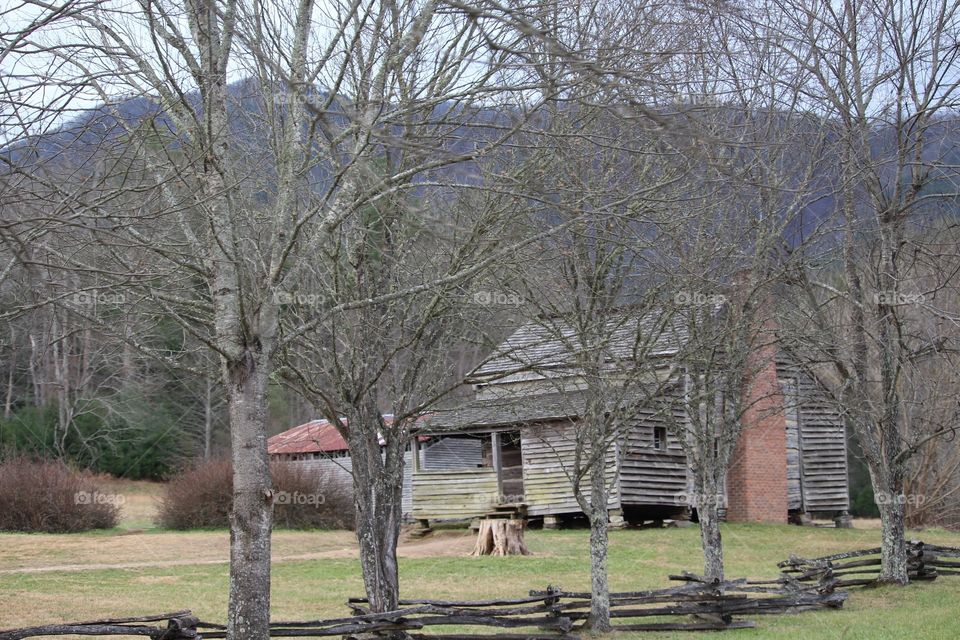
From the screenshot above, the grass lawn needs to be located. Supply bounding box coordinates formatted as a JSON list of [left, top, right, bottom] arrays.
[[1, 483, 958, 639]]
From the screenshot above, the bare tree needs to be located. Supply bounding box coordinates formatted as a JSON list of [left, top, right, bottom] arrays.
[[507, 112, 683, 629], [235, 0, 561, 617], [631, 0, 825, 582], [772, 0, 960, 583]]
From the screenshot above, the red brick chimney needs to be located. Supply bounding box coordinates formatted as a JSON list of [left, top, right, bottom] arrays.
[[725, 278, 789, 523]]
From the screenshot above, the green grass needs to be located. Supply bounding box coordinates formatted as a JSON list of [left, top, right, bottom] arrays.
[[2, 524, 959, 639]]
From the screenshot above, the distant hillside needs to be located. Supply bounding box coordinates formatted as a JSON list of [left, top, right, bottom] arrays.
[[4, 78, 959, 245]]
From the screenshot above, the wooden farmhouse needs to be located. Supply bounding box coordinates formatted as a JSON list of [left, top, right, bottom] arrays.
[[268, 314, 850, 528], [410, 314, 850, 528]]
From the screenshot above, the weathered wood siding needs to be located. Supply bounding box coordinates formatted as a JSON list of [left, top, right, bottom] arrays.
[[284, 455, 354, 486], [283, 453, 414, 514], [780, 378, 804, 511], [795, 373, 849, 512], [777, 363, 850, 513], [411, 468, 500, 520], [618, 401, 689, 507], [520, 422, 621, 516], [402, 450, 414, 516]]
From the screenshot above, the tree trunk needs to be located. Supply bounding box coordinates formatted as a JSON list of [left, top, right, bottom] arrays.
[[690, 469, 725, 583], [355, 496, 401, 613], [4, 327, 14, 419], [874, 474, 909, 584], [585, 459, 611, 633], [698, 499, 724, 583], [350, 416, 404, 614], [226, 354, 274, 640], [204, 376, 214, 460], [28, 333, 41, 407]]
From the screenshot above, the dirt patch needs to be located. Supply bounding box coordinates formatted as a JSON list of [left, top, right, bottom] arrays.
[[398, 530, 477, 557], [132, 575, 181, 584]]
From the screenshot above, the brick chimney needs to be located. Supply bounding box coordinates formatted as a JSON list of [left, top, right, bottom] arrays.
[[725, 278, 789, 523]]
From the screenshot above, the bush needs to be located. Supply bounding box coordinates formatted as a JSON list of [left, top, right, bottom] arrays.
[[158, 459, 354, 530], [0, 456, 120, 532], [271, 462, 355, 530], [157, 458, 233, 529]]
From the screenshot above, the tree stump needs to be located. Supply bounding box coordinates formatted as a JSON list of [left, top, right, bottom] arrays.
[[470, 519, 531, 556]]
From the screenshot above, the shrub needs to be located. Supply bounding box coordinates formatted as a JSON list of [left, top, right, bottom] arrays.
[[158, 459, 354, 530], [0, 456, 120, 532], [157, 458, 233, 529], [272, 462, 355, 530]]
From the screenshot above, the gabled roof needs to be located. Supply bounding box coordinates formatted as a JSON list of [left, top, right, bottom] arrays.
[[268, 419, 348, 455], [469, 311, 687, 381], [268, 414, 432, 455]]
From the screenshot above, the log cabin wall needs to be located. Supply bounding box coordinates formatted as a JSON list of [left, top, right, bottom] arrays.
[[282, 451, 414, 515], [282, 454, 355, 491], [618, 399, 690, 509], [410, 468, 500, 521], [519, 421, 621, 517], [410, 436, 489, 521], [795, 372, 849, 513]]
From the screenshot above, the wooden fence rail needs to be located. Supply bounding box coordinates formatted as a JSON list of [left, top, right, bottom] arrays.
[[0, 578, 848, 640], [777, 540, 960, 589], [0, 613, 199, 640], [5, 541, 957, 639]]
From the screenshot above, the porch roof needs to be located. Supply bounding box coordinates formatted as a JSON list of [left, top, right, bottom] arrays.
[[420, 389, 648, 433]]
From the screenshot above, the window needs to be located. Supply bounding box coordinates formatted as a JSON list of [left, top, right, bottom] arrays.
[[654, 427, 667, 451]]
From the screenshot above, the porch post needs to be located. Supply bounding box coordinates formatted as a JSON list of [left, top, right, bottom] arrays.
[[412, 435, 421, 472], [491, 431, 504, 498]]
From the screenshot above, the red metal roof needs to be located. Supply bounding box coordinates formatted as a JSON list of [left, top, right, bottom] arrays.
[[269, 414, 434, 455], [268, 419, 348, 455]]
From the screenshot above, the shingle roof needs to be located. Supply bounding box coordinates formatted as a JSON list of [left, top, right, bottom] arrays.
[[422, 392, 581, 431], [422, 389, 655, 431], [469, 311, 686, 380]]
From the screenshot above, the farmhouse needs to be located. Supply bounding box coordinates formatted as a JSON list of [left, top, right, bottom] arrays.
[[269, 314, 850, 528], [411, 311, 850, 528]]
